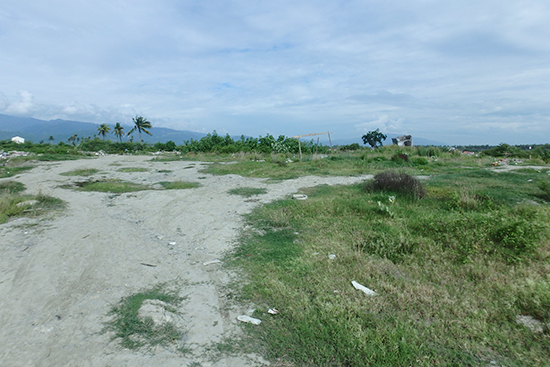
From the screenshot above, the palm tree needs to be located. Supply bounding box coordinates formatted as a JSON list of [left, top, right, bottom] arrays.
[[97, 124, 111, 140], [48, 135, 54, 144], [128, 116, 152, 143], [113, 122, 125, 142], [68, 134, 78, 146]]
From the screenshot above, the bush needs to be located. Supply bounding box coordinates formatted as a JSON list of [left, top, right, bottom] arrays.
[[365, 171, 425, 198]]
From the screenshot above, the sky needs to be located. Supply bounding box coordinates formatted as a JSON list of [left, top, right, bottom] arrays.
[[1, 0, 549, 145]]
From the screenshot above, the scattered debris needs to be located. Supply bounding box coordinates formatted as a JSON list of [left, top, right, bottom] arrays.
[[16, 200, 39, 208], [351, 280, 377, 296], [168, 241, 177, 246], [268, 308, 279, 315], [203, 260, 222, 266], [292, 194, 308, 200], [140, 263, 157, 267], [328, 254, 336, 260], [237, 315, 262, 325]]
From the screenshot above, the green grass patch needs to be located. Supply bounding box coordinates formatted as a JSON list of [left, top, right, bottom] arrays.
[[117, 167, 149, 172], [157, 181, 200, 190], [0, 188, 64, 224], [157, 169, 173, 173], [59, 168, 100, 176], [227, 187, 267, 197], [227, 169, 550, 366], [72, 179, 150, 193], [103, 284, 185, 351], [0, 181, 26, 194], [0, 165, 33, 178]]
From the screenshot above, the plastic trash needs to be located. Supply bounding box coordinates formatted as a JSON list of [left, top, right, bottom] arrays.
[[351, 280, 377, 296], [292, 194, 308, 200], [203, 260, 222, 266], [268, 308, 279, 315], [237, 315, 261, 325], [328, 254, 336, 260]]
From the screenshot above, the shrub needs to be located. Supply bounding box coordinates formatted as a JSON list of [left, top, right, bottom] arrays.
[[365, 171, 425, 198]]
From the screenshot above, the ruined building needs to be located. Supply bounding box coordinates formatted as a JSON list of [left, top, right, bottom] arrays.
[[392, 135, 413, 147]]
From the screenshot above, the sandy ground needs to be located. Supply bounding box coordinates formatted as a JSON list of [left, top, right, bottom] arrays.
[[0, 155, 372, 367]]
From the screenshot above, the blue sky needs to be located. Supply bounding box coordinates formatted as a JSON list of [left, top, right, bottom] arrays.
[[1, 0, 549, 145]]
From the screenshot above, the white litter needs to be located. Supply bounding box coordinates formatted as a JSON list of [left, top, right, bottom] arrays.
[[292, 194, 308, 200], [328, 254, 336, 260], [351, 280, 377, 296], [268, 308, 279, 315], [203, 260, 222, 266], [168, 241, 177, 246], [237, 315, 261, 325]]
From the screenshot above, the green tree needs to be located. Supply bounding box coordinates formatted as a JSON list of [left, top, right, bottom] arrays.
[[48, 135, 54, 144], [362, 128, 387, 148], [113, 122, 125, 142], [128, 116, 152, 143], [97, 124, 111, 140]]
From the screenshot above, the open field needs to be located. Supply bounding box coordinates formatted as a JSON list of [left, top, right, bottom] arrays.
[[0, 154, 371, 366], [1, 152, 549, 366]]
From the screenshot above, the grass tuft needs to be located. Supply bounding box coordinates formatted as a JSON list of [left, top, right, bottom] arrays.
[[103, 284, 185, 351], [59, 168, 100, 176], [157, 181, 200, 190], [227, 187, 267, 197]]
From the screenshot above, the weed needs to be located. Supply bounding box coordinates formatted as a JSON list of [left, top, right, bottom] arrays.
[[0, 189, 64, 224], [0, 166, 33, 178], [157, 181, 200, 190], [59, 168, 100, 176], [0, 181, 26, 194], [227, 187, 267, 197], [71, 179, 150, 193], [365, 171, 426, 198], [103, 284, 185, 351], [117, 167, 149, 172]]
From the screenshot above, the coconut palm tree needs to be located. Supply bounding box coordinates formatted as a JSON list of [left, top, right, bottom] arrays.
[[97, 124, 111, 140], [48, 135, 54, 144], [113, 122, 125, 142], [128, 116, 152, 143]]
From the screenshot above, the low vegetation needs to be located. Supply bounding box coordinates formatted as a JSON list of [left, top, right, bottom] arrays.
[[117, 167, 149, 173], [71, 179, 151, 193], [103, 284, 185, 351], [0, 181, 64, 223], [227, 168, 550, 366], [59, 168, 100, 176], [228, 187, 267, 197], [157, 181, 200, 190]]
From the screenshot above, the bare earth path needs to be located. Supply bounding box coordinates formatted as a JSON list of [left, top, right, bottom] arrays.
[[0, 155, 372, 367]]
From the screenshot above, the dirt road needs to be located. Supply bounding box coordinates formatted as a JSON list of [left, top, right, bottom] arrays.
[[0, 155, 371, 367]]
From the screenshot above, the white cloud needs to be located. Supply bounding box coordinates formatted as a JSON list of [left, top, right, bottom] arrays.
[[4, 91, 35, 115], [0, 0, 549, 145]]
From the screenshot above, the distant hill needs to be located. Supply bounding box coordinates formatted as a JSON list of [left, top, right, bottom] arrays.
[[0, 113, 447, 147], [0, 114, 206, 144]]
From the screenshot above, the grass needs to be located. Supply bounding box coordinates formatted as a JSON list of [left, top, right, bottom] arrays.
[[0, 182, 64, 223], [103, 284, 185, 351], [0, 165, 33, 178], [117, 167, 149, 172], [71, 179, 151, 193], [226, 168, 550, 366], [59, 168, 100, 176], [157, 181, 200, 190], [228, 187, 267, 197]]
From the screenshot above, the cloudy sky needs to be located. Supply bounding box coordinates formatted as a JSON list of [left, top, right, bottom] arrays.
[[1, 0, 549, 145]]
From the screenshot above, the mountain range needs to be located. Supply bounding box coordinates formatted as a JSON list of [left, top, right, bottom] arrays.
[[0, 113, 447, 146]]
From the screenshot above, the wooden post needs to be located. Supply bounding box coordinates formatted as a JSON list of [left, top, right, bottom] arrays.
[[291, 132, 333, 162]]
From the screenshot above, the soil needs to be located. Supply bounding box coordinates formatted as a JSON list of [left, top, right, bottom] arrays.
[[0, 155, 372, 367]]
